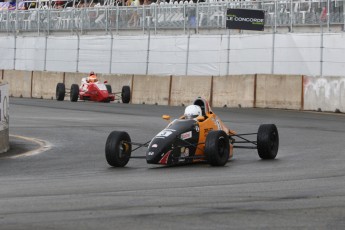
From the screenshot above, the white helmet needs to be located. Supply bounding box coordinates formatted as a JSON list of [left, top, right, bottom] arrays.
[[184, 105, 202, 119]]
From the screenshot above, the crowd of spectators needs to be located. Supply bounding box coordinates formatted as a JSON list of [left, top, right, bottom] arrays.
[[0, 0, 198, 10], [0, 0, 158, 10]]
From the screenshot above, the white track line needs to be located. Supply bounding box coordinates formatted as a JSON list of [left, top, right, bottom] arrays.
[[9, 135, 52, 158]]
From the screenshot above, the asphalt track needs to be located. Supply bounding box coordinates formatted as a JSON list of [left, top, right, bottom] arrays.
[[1, 97, 345, 230]]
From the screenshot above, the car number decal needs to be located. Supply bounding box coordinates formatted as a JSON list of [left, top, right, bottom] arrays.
[[156, 129, 175, 138]]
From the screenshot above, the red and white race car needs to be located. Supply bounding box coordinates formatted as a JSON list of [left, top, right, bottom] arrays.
[[56, 78, 130, 103]]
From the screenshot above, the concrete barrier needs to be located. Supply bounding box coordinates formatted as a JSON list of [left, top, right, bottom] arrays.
[[64, 72, 86, 88], [4, 69, 344, 114], [32, 71, 64, 99], [132, 75, 170, 105], [303, 76, 345, 113], [212, 75, 255, 108], [3, 70, 32, 98], [0, 83, 9, 154], [170, 76, 212, 106], [100, 74, 133, 101], [256, 74, 303, 110]]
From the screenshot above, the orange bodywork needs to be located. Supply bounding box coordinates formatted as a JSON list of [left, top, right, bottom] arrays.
[[193, 112, 236, 162]]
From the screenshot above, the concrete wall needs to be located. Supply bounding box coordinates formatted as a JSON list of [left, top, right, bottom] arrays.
[[256, 74, 303, 110], [0, 128, 9, 154], [0, 83, 9, 154], [2, 70, 345, 114], [32, 71, 64, 99], [64, 72, 86, 88], [212, 75, 255, 108], [170, 76, 212, 106], [304, 76, 345, 113], [132, 75, 170, 105], [100, 74, 133, 99], [3, 70, 32, 98]]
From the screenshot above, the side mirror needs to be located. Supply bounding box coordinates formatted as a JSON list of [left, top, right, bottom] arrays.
[[162, 115, 170, 121], [104, 80, 108, 84], [196, 115, 205, 122]]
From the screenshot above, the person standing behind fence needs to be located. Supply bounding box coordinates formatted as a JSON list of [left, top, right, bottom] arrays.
[[127, 0, 140, 27]]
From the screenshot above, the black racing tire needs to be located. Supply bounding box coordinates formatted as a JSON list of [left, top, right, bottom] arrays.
[[257, 124, 279, 159], [121, 86, 130, 104], [56, 83, 65, 101], [70, 84, 79, 102], [105, 131, 132, 167], [106, 84, 112, 94], [205, 130, 230, 166]]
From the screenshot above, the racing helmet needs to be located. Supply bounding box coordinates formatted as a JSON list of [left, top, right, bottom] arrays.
[[89, 74, 98, 83], [184, 105, 202, 119]]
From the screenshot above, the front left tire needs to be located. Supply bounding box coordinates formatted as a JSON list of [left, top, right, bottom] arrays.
[[105, 131, 132, 167], [257, 124, 279, 159]]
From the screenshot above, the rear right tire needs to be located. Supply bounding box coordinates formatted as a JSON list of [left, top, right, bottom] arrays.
[[106, 85, 112, 94], [121, 86, 131, 104]]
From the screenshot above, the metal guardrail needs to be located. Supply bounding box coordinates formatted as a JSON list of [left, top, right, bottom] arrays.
[[0, 0, 344, 34]]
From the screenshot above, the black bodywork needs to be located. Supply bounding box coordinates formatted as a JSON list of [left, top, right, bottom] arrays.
[[146, 119, 200, 165]]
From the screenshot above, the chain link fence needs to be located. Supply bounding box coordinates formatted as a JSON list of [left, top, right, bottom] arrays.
[[0, 0, 344, 34]]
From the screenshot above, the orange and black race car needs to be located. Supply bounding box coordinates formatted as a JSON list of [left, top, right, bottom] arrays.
[[105, 97, 279, 167]]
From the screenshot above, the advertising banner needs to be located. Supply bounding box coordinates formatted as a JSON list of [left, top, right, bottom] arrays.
[[0, 83, 9, 132], [226, 8, 265, 31]]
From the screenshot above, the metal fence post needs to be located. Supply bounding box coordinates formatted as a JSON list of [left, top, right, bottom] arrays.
[[185, 32, 190, 76], [320, 24, 324, 77], [116, 5, 119, 34], [146, 29, 151, 75], [226, 29, 230, 76], [44, 35, 48, 71], [13, 34, 16, 70], [109, 32, 113, 74], [327, 0, 330, 31], [76, 33, 80, 72], [274, 0, 277, 33], [271, 31, 275, 74], [290, 0, 293, 32]]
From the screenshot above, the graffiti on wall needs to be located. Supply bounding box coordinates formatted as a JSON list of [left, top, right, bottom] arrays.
[[0, 84, 9, 131]]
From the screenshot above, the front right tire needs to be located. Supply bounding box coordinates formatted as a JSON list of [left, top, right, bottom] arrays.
[[205, 130, 230, 166], [70, 84, 79, 102], [56, 83, 65, 101], [105, 131, 132, 167]]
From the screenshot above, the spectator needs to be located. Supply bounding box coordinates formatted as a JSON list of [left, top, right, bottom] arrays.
[[0, 1, 9, 10], [127, 0, 140, 27]]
